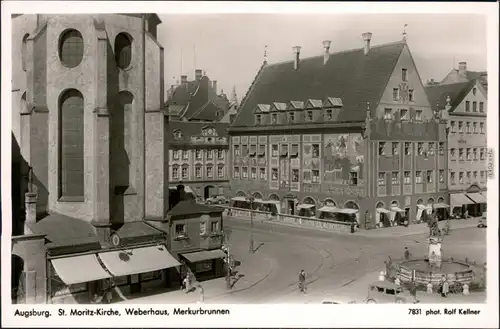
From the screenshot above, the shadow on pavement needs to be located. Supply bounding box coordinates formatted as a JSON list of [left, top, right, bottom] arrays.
[[253, 242, 265, 253]]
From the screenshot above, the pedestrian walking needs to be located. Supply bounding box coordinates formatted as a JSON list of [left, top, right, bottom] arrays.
[[440, 276, 449, 298], [298, 270, 307, 293], [404, 247, 410, 260]]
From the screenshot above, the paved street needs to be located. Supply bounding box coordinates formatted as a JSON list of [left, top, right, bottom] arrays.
[[117, 217, 486, 304], [212, 217, 486, 304]]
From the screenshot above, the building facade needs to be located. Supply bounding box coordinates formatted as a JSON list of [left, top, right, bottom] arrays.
[[147, 200, 226, 282], [228, 33, 449, 229], [426, 80, 488, 217], [11, 14, 179, 303], [168, 122, 230, 200]]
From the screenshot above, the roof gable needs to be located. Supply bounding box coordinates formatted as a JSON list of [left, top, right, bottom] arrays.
[[255, 104, 271, 113], [168, 121, 229, 142], [231, 41, 405, 127], [324, 97, 343, 108], [425, 81, 474, 112], [305, 99, 323, 109], [271, 102, 287, 112], [288, 100, 305, 110]]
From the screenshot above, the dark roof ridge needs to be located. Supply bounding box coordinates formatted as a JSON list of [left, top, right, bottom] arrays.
[[265, 40, 406, 68]]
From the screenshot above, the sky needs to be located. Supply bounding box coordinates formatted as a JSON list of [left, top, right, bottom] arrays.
[[157, 14, 487, 102]]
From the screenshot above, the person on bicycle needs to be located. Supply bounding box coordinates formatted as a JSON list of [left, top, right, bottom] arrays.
[[298, 270, 306, 293]]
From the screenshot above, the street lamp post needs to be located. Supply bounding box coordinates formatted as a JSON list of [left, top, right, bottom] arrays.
[[247, 196, 255, 253], [222, 230, 232, 289]]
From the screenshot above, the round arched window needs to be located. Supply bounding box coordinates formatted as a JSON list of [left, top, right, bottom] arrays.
[[59, 29, 84, 68], [115, 33, 132, 69]]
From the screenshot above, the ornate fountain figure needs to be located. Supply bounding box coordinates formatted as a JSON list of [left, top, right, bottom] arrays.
[[427, 207, 443, 269]]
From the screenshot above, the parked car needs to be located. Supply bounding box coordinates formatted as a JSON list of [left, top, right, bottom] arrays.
[[364, 281, 414, 304], [478, 216, 487, 228], [206, 195, 229, 205]]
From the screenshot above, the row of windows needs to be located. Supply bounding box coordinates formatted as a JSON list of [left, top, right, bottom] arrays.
[[171, 165, 225, 180], [175, 221, 220, 238], [383, 108, 421, 120], [450, 171, 487, 185], [255, 109, 342, 125], [234, 144, 320, 158], [449, 148, 487, 161], [172, 149, 225, 161], [21, 29, 133, 71], [378, 142, 444, 156], [377, 170, 444, 186], [465, 100, 485, 113], [449, 121, 485, 134]]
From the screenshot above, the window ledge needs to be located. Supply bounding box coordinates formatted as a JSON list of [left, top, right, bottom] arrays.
[[58, 196, 85, 202], [174, 235, 189, 241]]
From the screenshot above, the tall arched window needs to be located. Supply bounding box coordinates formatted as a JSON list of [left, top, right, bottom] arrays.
[[58, 29, 84, 68], [111, 91, 134, 190], [22, 34, 29, 72], [115, 33, 133, 69], [59, 89, 84, 198]]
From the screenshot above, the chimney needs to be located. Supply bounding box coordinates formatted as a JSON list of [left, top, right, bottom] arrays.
[[292, 46, 301, 70], [195, 69, 203, 81], [362, 32, 372, 56], [212, 80, 218, 94], [181, 75, 188, 86], [458, 62, 467, 76], [322, 40, 331, 65], [24, 167, 37, 234]]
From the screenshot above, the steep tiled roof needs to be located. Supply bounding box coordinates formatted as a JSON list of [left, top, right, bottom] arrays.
[[231, 41, 406, 127], [190, 101, 225, 121], [168, 200, 223, 217], [166, 76, 230, 122], [425, 80, 475, 112], [169, 121, 229, 143]]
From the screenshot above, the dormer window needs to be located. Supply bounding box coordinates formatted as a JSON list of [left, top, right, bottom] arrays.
[[174, 130, 182, 139], [271, 113, 277, 124], [325, 109, 333, 120], [306, 111, 313, 122], [255, 114, 262, 125], [288, 112, 295, 123]]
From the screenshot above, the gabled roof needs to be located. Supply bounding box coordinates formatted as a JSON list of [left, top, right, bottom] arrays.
[[325, 97, 343, 107], [425, 80, 475, 112], [271, 102, 288, 111], [305, 99, 323, 109], [231, 41, 405, 127], [288, 101, 305, 110], [168, 200, 223, 217], [466, 70, 487, 80], [168, 121, 229, 143], [255, 104, 271, 113]]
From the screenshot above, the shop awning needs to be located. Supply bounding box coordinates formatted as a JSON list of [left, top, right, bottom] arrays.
[[376, 208, 391, 214], [51, 254, 111, 285], [433, 203, 450, 209], [231, 196, 248, 202], [319, 206, 339, 213], [335, 208, 359, 214], [391, 206, 405, 213], [450, 193, 474, 207], [297, 204, 315, 210], [98, 245, 180, 277], [466, 193, 487, 204], [181, 249, 226, 263]]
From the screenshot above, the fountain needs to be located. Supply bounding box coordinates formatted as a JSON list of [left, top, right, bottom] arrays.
[[387, 209, 474, 292]]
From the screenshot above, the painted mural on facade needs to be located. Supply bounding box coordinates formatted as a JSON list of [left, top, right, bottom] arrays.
[[323, 133, 365, 185]]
